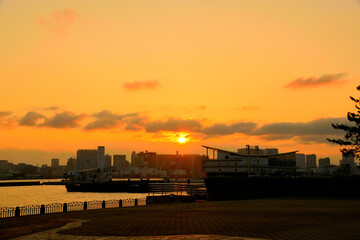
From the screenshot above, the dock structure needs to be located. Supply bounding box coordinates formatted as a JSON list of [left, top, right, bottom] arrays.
[[148, 182, 206, 197]]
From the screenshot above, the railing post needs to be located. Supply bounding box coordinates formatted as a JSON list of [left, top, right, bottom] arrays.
[[15, 207, 20, 217], [102, 200, 106, 209], [135, 198, 138, 206], [84, 201, 87, 210], [119, 200, 123, 207], [63, 203, 67, 212], [40, 204, 45, 214]]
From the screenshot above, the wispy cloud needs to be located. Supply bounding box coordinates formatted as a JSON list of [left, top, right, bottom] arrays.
[[123, 80, 160, 91], [124, 115, 147, 131], [35, 106, 59, 111], [238, 106, 260, 111], [85, 111, 139, 130], [201, 122, 257, 136], [284, 73, 347, 89], [19, 111, 46, 126], [145, 118, 202, 133], [0, 111, 16, 128], [0, 111, 11, 117], [1, 107, 349, 146], [41, 112, 83, 128], [252, 118, 348, 143], [38, 9, 80, 33]]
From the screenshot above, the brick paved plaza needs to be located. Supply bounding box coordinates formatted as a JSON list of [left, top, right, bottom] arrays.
[[1, 198, 360, 240]]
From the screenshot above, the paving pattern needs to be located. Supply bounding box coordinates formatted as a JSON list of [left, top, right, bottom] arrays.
[[13, 219, 266, 240], [2, 199, 360, 240]]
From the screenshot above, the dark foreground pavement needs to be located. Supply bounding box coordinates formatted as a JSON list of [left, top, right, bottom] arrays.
[[1, 198, 360, 240]]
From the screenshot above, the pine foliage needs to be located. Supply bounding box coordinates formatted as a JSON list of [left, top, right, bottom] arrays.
[[327, 85, 360, 159]]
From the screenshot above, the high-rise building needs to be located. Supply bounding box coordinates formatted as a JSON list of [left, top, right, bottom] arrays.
[[145, 152, 157, 168], [131, 151, 156, 168], [319, 157, 331, 168], [67, 157, 77, 170], [237, 147, 278, 155], [306, 154, 317, 168], [296, 153, 306, 169], [51, 158, 59, 168], [104, 154, 111, 168], [340, 153, 356, 166], [0, 160, 8, 172], [97, 146, 105, 169], [263, 148, 279, 155], [339, 153, 359, 175], [77, 149, 97, 170], [131, 151, 145, 168], [113, 155, 128, 169], [39, 164, 50, 176]]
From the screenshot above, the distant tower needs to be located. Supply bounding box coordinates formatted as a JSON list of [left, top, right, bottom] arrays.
[[97, 146, 105, 170], [77, 149, 97, 170], [104, 154, 112, 168], [113, 155, 128, 169], [340, 153, 355, 166], [319, 157, 331, 168], [306, 154, 317, 168], [51, 158, 59, 168], [296, 153, 306, 169]]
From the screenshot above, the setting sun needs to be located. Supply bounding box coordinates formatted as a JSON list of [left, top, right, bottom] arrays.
[[178, 137, 188, 143]]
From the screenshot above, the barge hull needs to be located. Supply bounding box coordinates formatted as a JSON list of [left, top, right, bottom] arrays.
[[65, 181, 149, 193]]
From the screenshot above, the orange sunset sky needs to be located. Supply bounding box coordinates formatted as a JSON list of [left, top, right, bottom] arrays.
[[1, 0, 359, 165]]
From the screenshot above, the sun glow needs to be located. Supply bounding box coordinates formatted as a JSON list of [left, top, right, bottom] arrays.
[[178, 136, 187, 143], [176, 133, 189, 144]]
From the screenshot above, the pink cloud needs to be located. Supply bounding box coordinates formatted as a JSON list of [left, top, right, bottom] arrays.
[[39, 9, 79, 33], [284, 73, 347, 89], [123, 80, 160, 91]]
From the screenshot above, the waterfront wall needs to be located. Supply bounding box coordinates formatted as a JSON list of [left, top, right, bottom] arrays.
[[0, 181, 41, 187]]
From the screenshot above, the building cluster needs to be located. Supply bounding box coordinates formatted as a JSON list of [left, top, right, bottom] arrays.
[[295, 152, 360, 176], [129, 151, 204, 178], [0, 159, 66, 179], [64, 146, 204, 178], [0, 146, 205, 180], [295, 153, 325, 169], [203, 145, 360, 177], [2, 145, 360, 180]]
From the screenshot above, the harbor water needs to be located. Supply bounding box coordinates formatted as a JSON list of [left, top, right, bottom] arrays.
[[0, 180, 148, 207]]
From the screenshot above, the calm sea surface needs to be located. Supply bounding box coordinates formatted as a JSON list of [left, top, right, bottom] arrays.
[[0, 180, 148, 207]]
